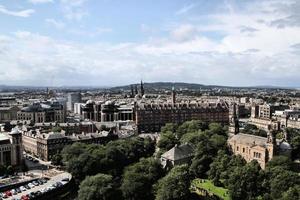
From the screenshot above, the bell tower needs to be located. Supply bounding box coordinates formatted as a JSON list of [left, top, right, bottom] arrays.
[[229, 103, 239, 135]]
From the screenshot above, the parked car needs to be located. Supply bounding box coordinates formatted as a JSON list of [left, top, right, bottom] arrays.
[[32, 181, 39, 186], [15, 188, 21, 193], [24, 185, 30, 190], [11, 189, 17, 195], [20, 186, 26, 191], [5, 191, 12, 196], [28, 183, 35, 188]]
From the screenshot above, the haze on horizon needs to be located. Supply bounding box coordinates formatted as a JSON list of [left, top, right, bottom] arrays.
[[0, 0, 300, 87]]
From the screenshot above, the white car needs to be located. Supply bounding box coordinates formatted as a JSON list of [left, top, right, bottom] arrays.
[[11, 189, 17, 195], [20, 186, 26, 191], [28, 183, 35, 188]]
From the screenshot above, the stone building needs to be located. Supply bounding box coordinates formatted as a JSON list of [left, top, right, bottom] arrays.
[[17, 102, 65, 123], [23, 130, 118, 161], [228, 104, 292, 169], [82, 100, 134, 122], [0, 128, 23, 167], [0, 106, 20, 123], [135, 102, 229, 133], [160, 144, 194, 170]]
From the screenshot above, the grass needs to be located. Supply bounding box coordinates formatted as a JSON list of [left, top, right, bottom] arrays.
[[191, 178, 230, 200]]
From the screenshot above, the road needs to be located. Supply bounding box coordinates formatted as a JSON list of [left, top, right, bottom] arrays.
[[7, 172, 71, 200]]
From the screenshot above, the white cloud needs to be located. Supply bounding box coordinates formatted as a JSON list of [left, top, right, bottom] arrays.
[[28, 0, 53, 4], [176, 3, 197, 15], [45, 18, 65, 29], [1, 0, 300, 87], [60, 0, 89, 20], [0, 5, 34, 17]]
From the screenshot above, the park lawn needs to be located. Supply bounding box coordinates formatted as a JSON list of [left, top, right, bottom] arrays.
[[192, 179, 230, 200]]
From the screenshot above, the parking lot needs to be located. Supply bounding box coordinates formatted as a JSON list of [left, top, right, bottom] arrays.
[[3, 172, 71, 200]]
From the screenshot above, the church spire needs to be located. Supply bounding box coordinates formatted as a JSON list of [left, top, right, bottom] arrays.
[[140, 80, 144, 96], [229, 103, 239, 135]]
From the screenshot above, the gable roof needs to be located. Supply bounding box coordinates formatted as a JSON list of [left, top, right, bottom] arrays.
[[161, 144, 194, 161]]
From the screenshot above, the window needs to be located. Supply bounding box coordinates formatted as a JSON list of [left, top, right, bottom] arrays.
[[243, 148, 245, 153], [237, 146, 239, 151]]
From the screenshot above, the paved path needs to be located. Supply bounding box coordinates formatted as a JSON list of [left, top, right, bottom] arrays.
[[7, 172, 71, 200]]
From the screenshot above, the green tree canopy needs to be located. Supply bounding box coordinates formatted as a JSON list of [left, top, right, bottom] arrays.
[[121, 158, 164, 200], [78, 173, 118, 200], [155, 165, 191, 200]]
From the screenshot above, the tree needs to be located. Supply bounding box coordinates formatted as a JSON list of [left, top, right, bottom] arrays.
[[161, 123, 177, 133], [270, 169, 299, 199], [157, 131, 178, 152], [51, 153, 63, 166], [6, 165, 14, 175], [228, 161, 263, 200], [121, 158, 164, 200], [78, 173, 118, 200], [282, 185, 300, 200], [0, 165, 7, 176], [266, 156, 293, 170], [155, 165, 191, 200], [209, 123, 226, 136], [291, 135, 300, 159], [51, 126, 62, 132], [176, 120, 207, 139]]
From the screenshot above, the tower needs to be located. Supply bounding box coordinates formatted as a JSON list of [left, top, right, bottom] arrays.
[[130, 85, 134, 98], [140, 80, 144, 96], [171, 87, 176, 105], [9, 128, 23, 166], [229, 103, 239, 135], [266, 125, 277, 161], [134, 85, 138, 95]]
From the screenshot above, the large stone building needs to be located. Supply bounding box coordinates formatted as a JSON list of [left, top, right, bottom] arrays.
[[228, 104, 292, 169], [22, 130, 118, 161], [0, 128, 23, 167], [135, 102, 229, 133], [82, 100, 134, 122], [0, 106, 20, 123], [17, 102, 65, 123]]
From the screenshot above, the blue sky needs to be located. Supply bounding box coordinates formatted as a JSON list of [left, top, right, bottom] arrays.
[[0, 0, 300, 87]]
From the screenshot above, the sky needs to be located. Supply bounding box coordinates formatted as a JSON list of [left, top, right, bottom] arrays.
[[0, 0, 300, 87]]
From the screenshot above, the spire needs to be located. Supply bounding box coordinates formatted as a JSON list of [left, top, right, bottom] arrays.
[[130, 85, 134, 98], [171, 86, 176, 105], [140, 80, 144, 96], [229, 103, 239, 135], [135, 84, 138, 95]]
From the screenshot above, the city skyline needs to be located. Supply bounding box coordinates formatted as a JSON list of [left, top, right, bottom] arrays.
[[1, 0, 300, 87]]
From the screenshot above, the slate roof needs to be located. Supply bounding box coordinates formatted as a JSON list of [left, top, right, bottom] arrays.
[[161, 144, 194, 161], [228, 133, 268, 147]]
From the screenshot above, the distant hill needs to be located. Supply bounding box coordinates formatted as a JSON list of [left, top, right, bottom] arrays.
[[110, 82, 237, 91], [110, 82, 296, 91]]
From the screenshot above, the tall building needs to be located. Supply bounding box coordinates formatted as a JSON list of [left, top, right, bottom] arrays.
[[0, 128, 23, 167], [140, 80, 144, 96], [136, 102, 229, 133], [229, 103, 239, 135], [171, 87, 176, 105], [67, 93, 82, 112]]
